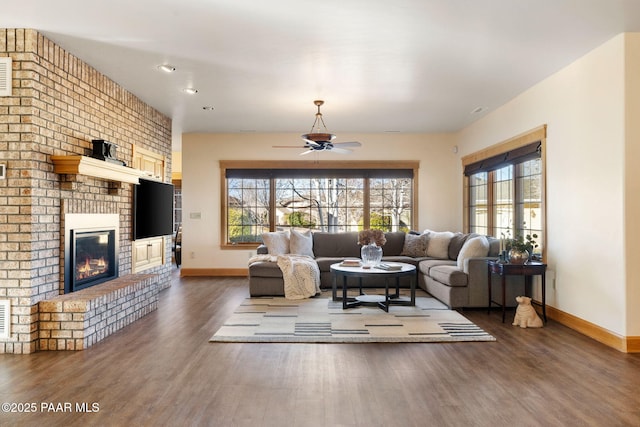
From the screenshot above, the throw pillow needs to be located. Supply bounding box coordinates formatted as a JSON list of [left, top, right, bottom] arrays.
[[448, 232, 469, 260], [289, 229, 314, 257], [261, 231, 290, 255], [425, 231, 454, 259], [447, 232, 481, 260], [456, 235, 490, 273], [400, 232, 430, 257]]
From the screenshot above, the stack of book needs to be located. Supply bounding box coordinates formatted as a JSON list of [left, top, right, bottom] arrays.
[[340, 259, 362, 267], [374, 263, 402, 271]]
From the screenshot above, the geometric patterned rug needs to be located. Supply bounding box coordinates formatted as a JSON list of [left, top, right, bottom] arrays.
[[210, 292, 495, 343]]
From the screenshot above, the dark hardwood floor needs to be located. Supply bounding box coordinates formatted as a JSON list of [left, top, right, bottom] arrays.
[[1, 269, 639, 427]]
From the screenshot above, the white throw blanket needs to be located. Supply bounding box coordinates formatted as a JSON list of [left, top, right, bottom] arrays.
[[249, 254, 321, 300]]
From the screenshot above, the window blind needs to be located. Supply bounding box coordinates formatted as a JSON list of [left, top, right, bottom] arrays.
[[226, 168, 414, 179], [463, 141, 541, 176]]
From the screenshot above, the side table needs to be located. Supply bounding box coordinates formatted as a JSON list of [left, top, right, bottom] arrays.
[[487, 260, 547, 323]]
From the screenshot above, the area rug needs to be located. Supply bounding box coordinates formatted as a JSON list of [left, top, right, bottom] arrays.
[[210, 293, 495, 343]]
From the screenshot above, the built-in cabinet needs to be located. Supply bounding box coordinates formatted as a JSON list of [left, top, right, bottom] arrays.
[[132, 146, 166, 181], [131, 145, 167, 272], [132, 237, 164, 272]]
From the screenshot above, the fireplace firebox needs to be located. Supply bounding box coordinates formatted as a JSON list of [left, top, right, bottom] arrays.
[[66, 228, 118, 293], [63, 213, 120, 294]]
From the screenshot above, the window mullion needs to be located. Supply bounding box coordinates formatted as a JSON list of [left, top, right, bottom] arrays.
[[269, 177, 276, 232], [363, 177, 371, 228], [487, 170, 496, 236], [513, 163, 521, 235]]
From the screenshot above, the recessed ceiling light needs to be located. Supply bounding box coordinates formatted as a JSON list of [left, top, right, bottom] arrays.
[[157, 64, 176, 72], [471, 106, 486, 114], [182, 88, 198, 95], [202, 106, 214, 111]]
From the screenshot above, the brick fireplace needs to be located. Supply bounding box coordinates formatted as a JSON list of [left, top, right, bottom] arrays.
[[0, 29, 173, 354], [36, 203, 164, 351]]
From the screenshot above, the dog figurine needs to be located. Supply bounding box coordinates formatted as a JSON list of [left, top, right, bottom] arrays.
[[512, 296, 543, 328]]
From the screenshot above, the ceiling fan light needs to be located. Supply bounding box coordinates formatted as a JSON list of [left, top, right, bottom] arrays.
[[302, 133, 336, 143], [284, 100, 360, 155]]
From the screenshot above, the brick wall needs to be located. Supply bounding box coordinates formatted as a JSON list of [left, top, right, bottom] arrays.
[[0, 29, 173, 354]]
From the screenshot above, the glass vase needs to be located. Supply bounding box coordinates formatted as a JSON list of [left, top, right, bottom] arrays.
[[361, 243, 383, 268], [508, 248, 529, 264]]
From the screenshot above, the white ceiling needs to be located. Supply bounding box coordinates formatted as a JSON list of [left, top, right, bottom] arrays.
[[4, 0, 640, 150]]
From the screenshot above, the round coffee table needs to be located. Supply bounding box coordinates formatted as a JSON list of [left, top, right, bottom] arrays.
[[330, 262, 417, 312]]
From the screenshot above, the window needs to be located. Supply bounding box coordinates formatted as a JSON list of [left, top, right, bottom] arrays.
[[221, 161, 418, 246], [468, 171, 488, 235], [463, 126, 546, 256], [227, 177, 270, 243]]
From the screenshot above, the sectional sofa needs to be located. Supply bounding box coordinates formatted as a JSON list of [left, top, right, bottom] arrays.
[[249, 230, 525, 308]]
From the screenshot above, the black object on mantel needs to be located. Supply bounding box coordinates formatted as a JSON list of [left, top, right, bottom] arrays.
[[91, 139, 126, 166]]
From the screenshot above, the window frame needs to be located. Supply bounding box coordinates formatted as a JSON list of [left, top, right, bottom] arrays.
[[462, 125, 547, 260], [220, 160, 420, 249]]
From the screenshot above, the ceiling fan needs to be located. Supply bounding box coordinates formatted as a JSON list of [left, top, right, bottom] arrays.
[[273, 100, 362, 155]]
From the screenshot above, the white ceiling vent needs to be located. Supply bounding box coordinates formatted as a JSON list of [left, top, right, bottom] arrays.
[[0, 300, 10, 339], [0, 57, 13, 97]]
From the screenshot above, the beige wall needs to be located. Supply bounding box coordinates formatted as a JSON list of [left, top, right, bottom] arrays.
[[624, 33, 640, 337], [172, 151, 182, 179], [181, 132, 458, 269], [458, 33, 636, 337]]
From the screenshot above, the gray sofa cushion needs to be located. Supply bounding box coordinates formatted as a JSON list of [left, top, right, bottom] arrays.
[[447, 232, 482, 260], [311, 231, 406, 258], [418, 259, 456, 276], [448, 232, 468, 260], [429, 265, 468, 287], [315, 257, 350, 272], [487, 237, 500, 257], [382, 232, 406, 256], [249, 261, 284, 278], [312, 232, 361, 258]]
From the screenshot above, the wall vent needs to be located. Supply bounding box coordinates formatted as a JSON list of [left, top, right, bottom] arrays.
[[0, 300, 10, 339], [0, 57, 12, 96]]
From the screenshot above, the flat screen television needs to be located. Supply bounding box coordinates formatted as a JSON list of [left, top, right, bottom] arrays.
[[133, 178, 174, 240]]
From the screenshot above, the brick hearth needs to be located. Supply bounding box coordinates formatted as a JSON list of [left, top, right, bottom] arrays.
[[39, 274, 160, 351]]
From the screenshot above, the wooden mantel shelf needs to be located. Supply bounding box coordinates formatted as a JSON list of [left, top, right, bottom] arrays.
[[51, 155, 145, 184]]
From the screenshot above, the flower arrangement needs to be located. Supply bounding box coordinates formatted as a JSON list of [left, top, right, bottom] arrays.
[[358, 229, 387, 246], [502, 231, 539, 254]]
